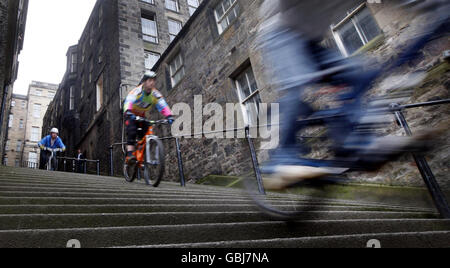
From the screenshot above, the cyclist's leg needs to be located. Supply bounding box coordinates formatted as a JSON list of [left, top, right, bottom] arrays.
[[125, 115, 137, 164], [258, 22, 349, 185], [40, 151, 49, 170]]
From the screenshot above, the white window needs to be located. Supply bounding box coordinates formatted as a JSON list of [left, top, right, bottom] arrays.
[[188, 0, 199, 16], [332, 4, 382, 57], [235, 66, 261, 126], [31, 127, 40, 142], [8, 114, 13, 128], [96, 74, 104, 112], [11, 101, 16, 107], [69, 86, 75, 110], [48, 91, 55, 99], [169, 52, 185, 87], [19, 119, 24, 129], [145, 51, 160, 71], [168, 19, 182, 42], [21, 101, 26, 109], [28, 152, 38, 166], [5, 140, 10, 151], [33, 104, 41, 118], [214, 0, 239, 34], [142, 0, 155, 4], [35, 90, 43, 96], [165, 0, 179, 12], [141, 15, 159, 43]]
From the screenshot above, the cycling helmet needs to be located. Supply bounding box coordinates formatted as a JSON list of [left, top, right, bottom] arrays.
[[139, 71, 157, 85], [50, 128, 59, 134]]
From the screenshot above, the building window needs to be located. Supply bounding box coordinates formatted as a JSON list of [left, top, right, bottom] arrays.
[[168, 19, 182, 42], [141, 14, 159, 44], [145, 51, 160, 71], [5, 140, 10, 151], [31, 127, 40, 142], [142, 0, 155, 4], [21, 101, 26, 109], [188, 0, 199, 16], [11, 101, 16, 107], [19, 119, 24, 129], [48, 91, 55, 99], [332, 4, 382, 57], [235, 66, 261, 126], [69, 86, 75, 111], [214, 0, 239, 34], [165, 0, 179, 12], [35, 90, 43, 96], [71, 53, 77, 73], [169, 52, 185, 87], [96, 74, 104, 112], [8, 114, 13, 128], [16, 141, 22, 152], [33, 104, 42, 118], [28, 152, 38, 166]]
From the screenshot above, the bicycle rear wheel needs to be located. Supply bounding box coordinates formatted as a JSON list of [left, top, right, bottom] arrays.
[[143, 137, 165, 187]]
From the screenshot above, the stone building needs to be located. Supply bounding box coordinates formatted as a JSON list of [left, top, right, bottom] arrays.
[[3, 94, 27, 167], [43, 0, 200, 172], [21, 81, 57, 167], [0, 0, 28, 164]]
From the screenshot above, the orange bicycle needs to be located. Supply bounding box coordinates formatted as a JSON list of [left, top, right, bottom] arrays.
[[124, 117, 168, 187]]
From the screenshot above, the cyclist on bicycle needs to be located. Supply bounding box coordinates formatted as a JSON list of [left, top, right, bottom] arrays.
[[258, 0, 446, 190], [38, 128, 66, 170], [124, 71, 175, 167]]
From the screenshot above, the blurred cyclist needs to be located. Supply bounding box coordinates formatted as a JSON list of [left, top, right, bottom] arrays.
[[257, 0, 447, 190]]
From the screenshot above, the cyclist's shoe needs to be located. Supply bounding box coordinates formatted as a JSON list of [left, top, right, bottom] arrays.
[[262, 165, 348, 191], [126, 155, 137, 167]]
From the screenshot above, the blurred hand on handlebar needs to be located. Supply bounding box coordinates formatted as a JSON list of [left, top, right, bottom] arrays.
[[167, 116, 175, 125]]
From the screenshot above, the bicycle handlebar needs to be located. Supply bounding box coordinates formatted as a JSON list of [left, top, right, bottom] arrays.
[[42, 147, 64, 153], [135, 117, 170, 125]]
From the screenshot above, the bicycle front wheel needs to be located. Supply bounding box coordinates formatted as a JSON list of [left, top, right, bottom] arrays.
[[143, 137, 165, 187], [124, 160, 138, 183]]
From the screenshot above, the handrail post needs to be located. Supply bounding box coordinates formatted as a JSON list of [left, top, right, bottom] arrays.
[[84, 159, 87, 174], [392, 103, 450, 218], [246, 126, 265, 195], [175, 138, 186, 187], [97, 160, 100, 176], [109, 146, 114, 176]]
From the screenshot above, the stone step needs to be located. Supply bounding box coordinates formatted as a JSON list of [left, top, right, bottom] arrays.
[[0, 203, 426, 215], [0, 211, 439, 230], [1, 219, 449, 248], [127, 231, 450, 248]]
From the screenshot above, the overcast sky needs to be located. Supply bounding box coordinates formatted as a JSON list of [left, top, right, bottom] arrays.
[[14, 0, 97, 95]]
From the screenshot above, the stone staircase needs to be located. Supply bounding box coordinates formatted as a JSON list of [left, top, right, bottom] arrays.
[[0, 166, 449, 248]]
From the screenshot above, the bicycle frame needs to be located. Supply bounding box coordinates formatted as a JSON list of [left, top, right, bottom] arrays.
[[134, 125, 155, 168]]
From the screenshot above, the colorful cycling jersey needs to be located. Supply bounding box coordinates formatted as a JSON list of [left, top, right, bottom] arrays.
[[123, 85, 173, 118]]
